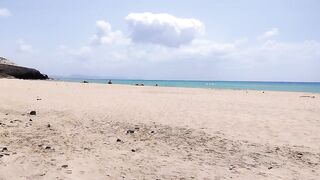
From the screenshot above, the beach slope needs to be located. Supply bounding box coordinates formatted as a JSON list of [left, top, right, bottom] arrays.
[[0, 79, 319, 179]]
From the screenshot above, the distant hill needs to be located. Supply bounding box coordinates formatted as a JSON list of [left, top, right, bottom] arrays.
[[0, 57, 48, 80]]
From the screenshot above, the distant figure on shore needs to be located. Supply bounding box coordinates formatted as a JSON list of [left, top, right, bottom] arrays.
[[108, 80, 112, 84], [155, 84, 158, 86], [83, 81, 88, 83]]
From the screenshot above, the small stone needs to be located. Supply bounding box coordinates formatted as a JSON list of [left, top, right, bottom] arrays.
[[275, 147, 280, 151], [0, 154, 3, 158], [29, 119, 33, 122], [45, 146, 51, 150], [37, 98, 42, 101], [131, 149, 136, 152], [127, 130, 134, 134], [47, 124, 51, 128], [2, 147, 8, 151], [5, 113, 8, 116], [229, 165, 235, 170], [30, 111, 36, 115], [116, 138, 122, 142], [268, 166, 273, 170], [150, 130, 155, 133], [82, 81, 89, 83], [297, 152, 303, 158], [61, 165, 68, 168]]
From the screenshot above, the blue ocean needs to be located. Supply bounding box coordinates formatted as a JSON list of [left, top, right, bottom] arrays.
[[54, 78, 320, 93]]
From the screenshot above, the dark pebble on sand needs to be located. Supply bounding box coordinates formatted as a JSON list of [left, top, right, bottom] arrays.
[[131, 149, 136, 152], [61, 165, 68, 168], [37, 98, 42, 100], [127, 130, 134, 134], [229, 165, 235, 170], [297, 152, 303, 158], [116, 138, 122, 142], [2, 147, 8, 151], [45, 146, 51, 150], [268, 166, 273, 170], [30, 111, 36, 115], [5, 113, 8, 116], [150, 130, 155, 133], [47, 124, 51, 128], [0, 154, 3, 158]]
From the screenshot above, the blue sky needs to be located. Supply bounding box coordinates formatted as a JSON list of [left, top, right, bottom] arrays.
[[0, 0, 320, 81]]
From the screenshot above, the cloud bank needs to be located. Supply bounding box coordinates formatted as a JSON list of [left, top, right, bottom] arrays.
[[15, 12, 320, 81], [90, 20, 129, 46], [125, 12, 204, 47]]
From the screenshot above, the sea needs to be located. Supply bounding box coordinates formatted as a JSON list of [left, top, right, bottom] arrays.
[[54, 78, 320, 93]]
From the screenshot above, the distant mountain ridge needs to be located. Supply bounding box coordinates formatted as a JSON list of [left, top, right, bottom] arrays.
[[0, 57, 48, 79]]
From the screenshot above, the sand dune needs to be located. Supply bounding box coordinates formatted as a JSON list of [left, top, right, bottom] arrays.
[[0, 79, 319, 179]]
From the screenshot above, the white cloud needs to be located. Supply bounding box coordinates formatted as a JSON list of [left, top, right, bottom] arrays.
[[51, 16, 320, 81], [16, 40, 34, 53], [125, 12, 204, 47], [0, 8, 11, 17], [90, 20, 129, 46], [257, 28, 279, 40]]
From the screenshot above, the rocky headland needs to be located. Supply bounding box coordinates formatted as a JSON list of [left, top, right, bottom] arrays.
[[0, 57, 48, 80]]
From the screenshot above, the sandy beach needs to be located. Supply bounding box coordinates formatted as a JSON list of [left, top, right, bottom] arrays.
[[0, 79, 319, 179]]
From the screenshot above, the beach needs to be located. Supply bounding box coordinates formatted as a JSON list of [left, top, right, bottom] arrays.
[[0, 79, 319, 179]]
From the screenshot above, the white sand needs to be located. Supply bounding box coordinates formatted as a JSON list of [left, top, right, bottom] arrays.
[[0, 79, 319, 179]]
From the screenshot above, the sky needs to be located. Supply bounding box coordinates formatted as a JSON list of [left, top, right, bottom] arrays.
[[0, 0, 320, 81]]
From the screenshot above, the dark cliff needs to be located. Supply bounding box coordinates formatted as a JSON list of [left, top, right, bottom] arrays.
[[0, 64, 48, 80]]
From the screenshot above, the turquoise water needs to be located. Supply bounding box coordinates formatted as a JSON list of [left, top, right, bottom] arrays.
[[55, 78, 320, 93]]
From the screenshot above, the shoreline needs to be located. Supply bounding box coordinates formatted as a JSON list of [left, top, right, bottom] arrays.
[[1, 79, 319, 179], [52, 78, 320, 94]]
